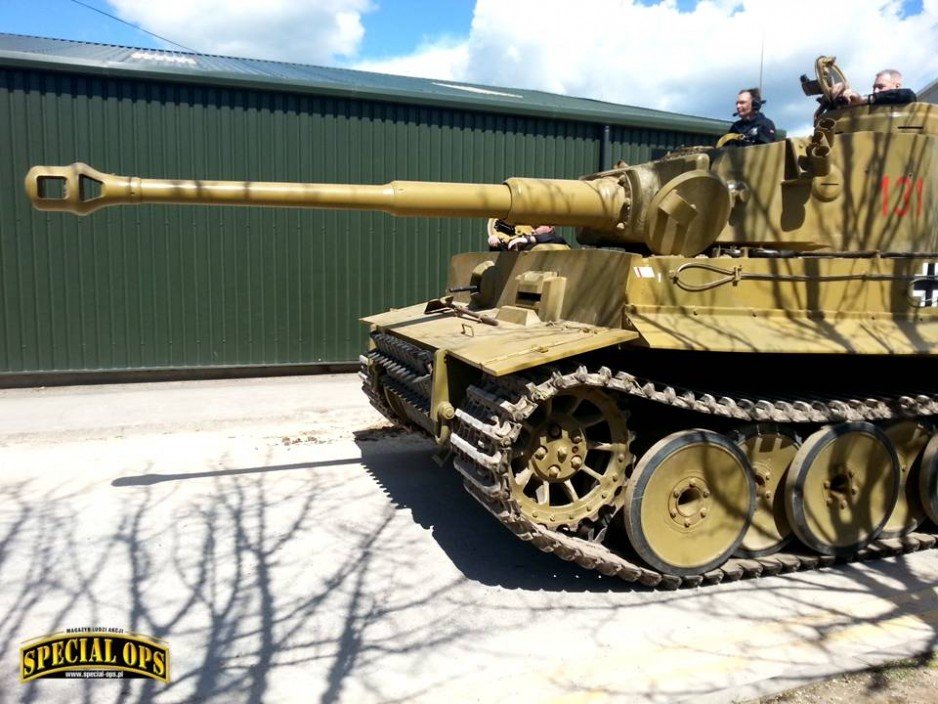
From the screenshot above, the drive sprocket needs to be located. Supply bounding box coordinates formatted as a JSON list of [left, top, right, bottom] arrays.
[[506, 384, 632, 530]]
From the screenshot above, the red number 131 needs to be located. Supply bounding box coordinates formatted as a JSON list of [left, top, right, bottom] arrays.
[[881, 176, 924, 218]]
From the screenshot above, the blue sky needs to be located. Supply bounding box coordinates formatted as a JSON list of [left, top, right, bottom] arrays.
[[1, 0, 478, 58], [1, 0, 935, 133], [357, 0, 475, 59], [3, 0, 155, 48]]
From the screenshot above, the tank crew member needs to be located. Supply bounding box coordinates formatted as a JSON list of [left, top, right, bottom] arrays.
[[727, 88, 777, 146], [832, 69, 918, 106], [487, 219, 567, 251]]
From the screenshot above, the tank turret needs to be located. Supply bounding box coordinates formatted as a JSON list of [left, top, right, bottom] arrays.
[[22, 56, 938, 587]]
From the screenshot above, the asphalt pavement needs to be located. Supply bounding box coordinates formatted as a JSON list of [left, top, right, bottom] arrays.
[[1, 374, 936, 703]]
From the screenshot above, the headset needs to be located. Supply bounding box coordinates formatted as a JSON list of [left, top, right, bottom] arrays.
[[747, 87, 765, 111]]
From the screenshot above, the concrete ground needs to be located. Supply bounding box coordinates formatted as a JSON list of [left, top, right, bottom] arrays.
[[0, 374, 936, 704]]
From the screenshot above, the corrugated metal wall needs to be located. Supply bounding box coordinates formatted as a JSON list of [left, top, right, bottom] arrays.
[[0, 66, 716, 376], [609, 125, 708, 164]]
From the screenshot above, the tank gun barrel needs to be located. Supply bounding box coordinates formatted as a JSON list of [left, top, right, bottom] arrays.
[[24, 162, 627, 230]]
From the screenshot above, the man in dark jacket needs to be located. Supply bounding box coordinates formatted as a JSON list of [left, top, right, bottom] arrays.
[[833, 69, 918, 106], [728, 88, 777, 146]]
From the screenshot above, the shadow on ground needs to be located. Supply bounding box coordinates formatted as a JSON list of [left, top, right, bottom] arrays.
[[354, 432, 636, 592], [2, 424, 936, 704], [2, 438, 472, 704]]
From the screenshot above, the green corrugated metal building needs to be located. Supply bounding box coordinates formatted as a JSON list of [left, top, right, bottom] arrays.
[[0, 33, 731, 381]]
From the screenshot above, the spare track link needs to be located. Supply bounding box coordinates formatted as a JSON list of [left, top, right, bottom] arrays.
[[359, 332, 434, 433], [449, 364, 938, 590]]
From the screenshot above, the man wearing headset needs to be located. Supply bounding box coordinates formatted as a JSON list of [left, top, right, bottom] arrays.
[[727, 88, 777, 146]]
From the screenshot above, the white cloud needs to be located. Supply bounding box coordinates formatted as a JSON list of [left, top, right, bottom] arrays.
[[109, 0, 938, 134], [109, 0, 374, 64], [355, 0, 938, 134], [351, 38, 468, 81]]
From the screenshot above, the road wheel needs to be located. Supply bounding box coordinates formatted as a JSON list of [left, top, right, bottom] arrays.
[[732, 424, 800, 557], [624, 429, 754, 575], [785, 422, 899, 556]]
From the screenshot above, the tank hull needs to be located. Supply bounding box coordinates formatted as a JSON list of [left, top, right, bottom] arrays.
[[367, 249, 938, 357], [361, 248, 938, 587]]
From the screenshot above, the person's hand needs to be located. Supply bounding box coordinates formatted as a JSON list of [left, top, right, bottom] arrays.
[[830, 82, 863, 105], [507, 235, 533, 250], [843, 88, 864, 105], [487, 234, 503, 248]]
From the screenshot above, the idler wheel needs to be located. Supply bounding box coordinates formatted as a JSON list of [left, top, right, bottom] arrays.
[[916, 432, 938, 524], [785, 422, 899, 556], [624, 430, 755, 576], [509, 387, 631, 530], [732, 424, 800, 558], [881, 420, 931, 537]]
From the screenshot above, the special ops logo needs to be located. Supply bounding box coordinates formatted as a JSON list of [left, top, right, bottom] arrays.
[[20, 628, 170, 683]]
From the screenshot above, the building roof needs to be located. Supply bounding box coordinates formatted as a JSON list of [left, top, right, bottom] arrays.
[[919, 77, 938, 104], [0, 33, 730, 135]]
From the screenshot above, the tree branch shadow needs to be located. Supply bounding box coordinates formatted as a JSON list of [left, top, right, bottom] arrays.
[[2, 446, 475, 703]]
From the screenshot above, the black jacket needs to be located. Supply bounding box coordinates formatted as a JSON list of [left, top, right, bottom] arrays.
[[728, 111, 777, 145], [870, 88, 917, 106]]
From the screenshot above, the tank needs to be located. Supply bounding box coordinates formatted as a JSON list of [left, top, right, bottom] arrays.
[[25, 56, 938, 588]]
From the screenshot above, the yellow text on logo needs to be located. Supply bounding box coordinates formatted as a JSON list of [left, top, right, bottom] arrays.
[[20, 631, 170, 683]]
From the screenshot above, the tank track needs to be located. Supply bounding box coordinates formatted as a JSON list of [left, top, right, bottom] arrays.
[[362, 334, 938, 589]]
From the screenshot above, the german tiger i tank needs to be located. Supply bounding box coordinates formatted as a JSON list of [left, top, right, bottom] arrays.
[[25, 56, 938, 588]]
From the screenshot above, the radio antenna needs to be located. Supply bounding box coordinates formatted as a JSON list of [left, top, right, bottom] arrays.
[[759, 32, 765, 95]]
